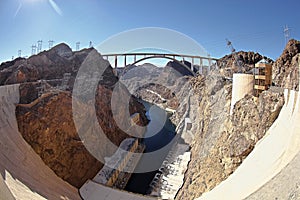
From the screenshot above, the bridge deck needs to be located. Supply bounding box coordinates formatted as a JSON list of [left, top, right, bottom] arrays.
[[102, 53, 218, 71], [102, 53, 218, 61]]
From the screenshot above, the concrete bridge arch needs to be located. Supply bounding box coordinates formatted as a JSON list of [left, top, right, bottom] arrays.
[[122, 55, 196, 76]]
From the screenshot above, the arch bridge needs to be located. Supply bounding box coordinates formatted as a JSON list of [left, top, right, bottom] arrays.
[[102, 53, 219, 76]]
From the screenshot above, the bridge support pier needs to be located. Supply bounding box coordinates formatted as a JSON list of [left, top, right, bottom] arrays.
[[114, 56, 118, 68]]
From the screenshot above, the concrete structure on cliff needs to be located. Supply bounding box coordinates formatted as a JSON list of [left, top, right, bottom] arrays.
[[230, 59, 273, 114], [230, 73, 254, 115], [199, 88, 300, 200], [198, 61, 300, 199]]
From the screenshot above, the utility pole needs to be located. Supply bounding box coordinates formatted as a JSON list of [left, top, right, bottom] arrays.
[[31, 45, 37, 55], [48, 40, 54, 49], [37, 40, 43, 53], [18, 50, 21, 58], [76, 42, 80, 51], [284, 25, 291, 45]]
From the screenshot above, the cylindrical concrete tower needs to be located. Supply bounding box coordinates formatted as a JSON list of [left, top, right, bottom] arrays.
[[230, 73, 254, 115]]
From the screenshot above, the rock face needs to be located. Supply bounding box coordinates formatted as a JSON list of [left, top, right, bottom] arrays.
[[0, 43, 93, 87], [120, 63, 181, 110], [134, 83, 179, 109], [0, 43, 148, 188], [217, 51, 273, 78], [165, 60, 194, 76], [174, 72, 284, 200], [118, 50, 284, 199], [16, 91, 102, 188], [272, 39, 300, 90], [166, 45, 295, 200]]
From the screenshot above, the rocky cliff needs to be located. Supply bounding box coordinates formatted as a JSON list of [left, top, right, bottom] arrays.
[[105, 40, 299, 199], [0, 43, 84, 86], [16, 91, 102, 188], [0, 44, 148, 188], [217, 51, 273, 78], [120, 62, 192, 110], [173, 48, 289, 199], [272, 39, 300, 90]]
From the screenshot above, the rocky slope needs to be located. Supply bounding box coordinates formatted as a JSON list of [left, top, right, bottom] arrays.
[[272, 39, 300, 90], [0, 43, 84, 86], [0, 43, 148, 188], [174, 74, 284, 199], [16, 91, 101, 188], [173, 41, 300, 199], [117, 49, 284, 199], [120, 61, 191, 110], [217, 51, 273, 78], [104, 40, 299, 199]]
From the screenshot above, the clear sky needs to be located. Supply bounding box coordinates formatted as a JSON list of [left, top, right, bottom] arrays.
[[0, 0, 299, 63]]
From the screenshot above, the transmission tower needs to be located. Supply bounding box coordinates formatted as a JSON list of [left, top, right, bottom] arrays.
[[76, 42, 80, 51], [284, 25, 291, 44], [31, 45, 37, 55], [18, 50, 22, 57], [48, 40, 54, 49], [226, 39, 236, 54], [37, 40, 43, 53], [226, 38, 243, 72]]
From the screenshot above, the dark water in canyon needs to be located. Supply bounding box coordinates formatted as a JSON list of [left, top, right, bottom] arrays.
[[124, 101, 176, 194]]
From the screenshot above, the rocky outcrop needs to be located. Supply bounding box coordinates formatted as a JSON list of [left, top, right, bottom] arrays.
[[217, 51, 273, 77], [120, 63, 181, 110], [173, 43, 299, 199], [174, 72, 284, 200], [165, 60, 194, 76], [134, 83, 179, 109], [16, 86, 147, 188], [0, 43, 93, 87], [9, 44, 148, 188], [16, 92, 102, 188], [272, 39, 300, 90]]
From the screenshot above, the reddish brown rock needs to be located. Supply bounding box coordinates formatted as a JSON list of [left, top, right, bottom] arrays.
[[16, 92, 102, 188], [11, 44, 148, 188]]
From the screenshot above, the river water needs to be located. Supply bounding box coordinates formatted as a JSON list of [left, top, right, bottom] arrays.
[[125, 101, 176, 194]]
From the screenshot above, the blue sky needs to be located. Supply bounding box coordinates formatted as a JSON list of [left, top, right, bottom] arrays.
[[0, 0, 299, 63]]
